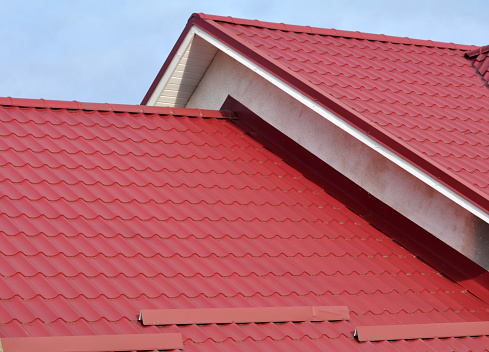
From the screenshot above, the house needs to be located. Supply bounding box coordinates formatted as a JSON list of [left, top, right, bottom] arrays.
[[0, 13, 489, 351]]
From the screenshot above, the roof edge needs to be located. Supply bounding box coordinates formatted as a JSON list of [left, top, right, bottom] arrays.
[[193, 13, 475, 51], [0, 97, 233, 118]]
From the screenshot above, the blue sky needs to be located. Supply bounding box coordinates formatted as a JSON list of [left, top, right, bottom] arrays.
[[0, 0, 487, 105]]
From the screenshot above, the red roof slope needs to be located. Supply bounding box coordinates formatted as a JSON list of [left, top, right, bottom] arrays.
[[1, 97, 489, 351], [179, 14, 489, 215]]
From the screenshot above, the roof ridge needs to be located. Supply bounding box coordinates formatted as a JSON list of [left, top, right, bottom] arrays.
[[0, 97, 233, 118], [193, 13, 476, 51], [465, 44, 489, 58]]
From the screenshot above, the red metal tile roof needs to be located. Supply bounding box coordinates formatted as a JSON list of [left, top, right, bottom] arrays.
[[172, 13, 489, 216], [1, 97, 489, 351]]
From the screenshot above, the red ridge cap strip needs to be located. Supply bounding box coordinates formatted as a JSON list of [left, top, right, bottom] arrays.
[[0, 333, 183, 352], [192, 13, 475, 50], [465, 44, 489, 58], [0, 96, 233, 119], [140, 306, 350, 325], [194, 14, 489, 215], [355, 321, 489, 342]]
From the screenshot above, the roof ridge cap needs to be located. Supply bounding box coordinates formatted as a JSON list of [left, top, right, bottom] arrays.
[[193, 12, 476, 51], [0, 97, 233, 118], [465, 44, 489, 58]]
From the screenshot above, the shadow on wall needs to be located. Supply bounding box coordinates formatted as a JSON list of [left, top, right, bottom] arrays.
[[465, 218, 489, 270], [221, 95, 489, 304]]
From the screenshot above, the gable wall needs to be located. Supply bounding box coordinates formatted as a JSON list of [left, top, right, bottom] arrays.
[[185, 50, 489, 270]]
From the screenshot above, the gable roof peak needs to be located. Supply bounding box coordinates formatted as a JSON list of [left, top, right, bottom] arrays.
[[0, 96, 233, 119]]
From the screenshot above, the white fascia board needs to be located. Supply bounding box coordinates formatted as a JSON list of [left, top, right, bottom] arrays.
[[191, 25, 489, 224], [146, 28, 198, 106]]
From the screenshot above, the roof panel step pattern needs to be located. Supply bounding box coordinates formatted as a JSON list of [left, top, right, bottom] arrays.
[[0, 99, 489, 351]]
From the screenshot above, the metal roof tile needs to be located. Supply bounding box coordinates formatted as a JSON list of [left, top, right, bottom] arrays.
[[40, 254, 81, 276], [1, 93, 489, 351], [43, 274, 82, 299], [2, 295, 39, 323], [24, 295, 70, 323], [0, 300, 18, 325], [5, 255, 40, 279], [26, 273, 62, 299], [0, 319, 34, 338]]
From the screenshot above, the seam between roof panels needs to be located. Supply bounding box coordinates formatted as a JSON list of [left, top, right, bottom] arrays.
[[191, 25, 489, 225]]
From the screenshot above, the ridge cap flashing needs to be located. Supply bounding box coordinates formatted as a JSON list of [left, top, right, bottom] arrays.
[[0, 97, 232, 118], [194, 12, 475, 50], [466, 44, 489, 58]]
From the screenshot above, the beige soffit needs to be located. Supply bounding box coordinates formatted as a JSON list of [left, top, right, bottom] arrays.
[[147, 29, 218, 107]]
